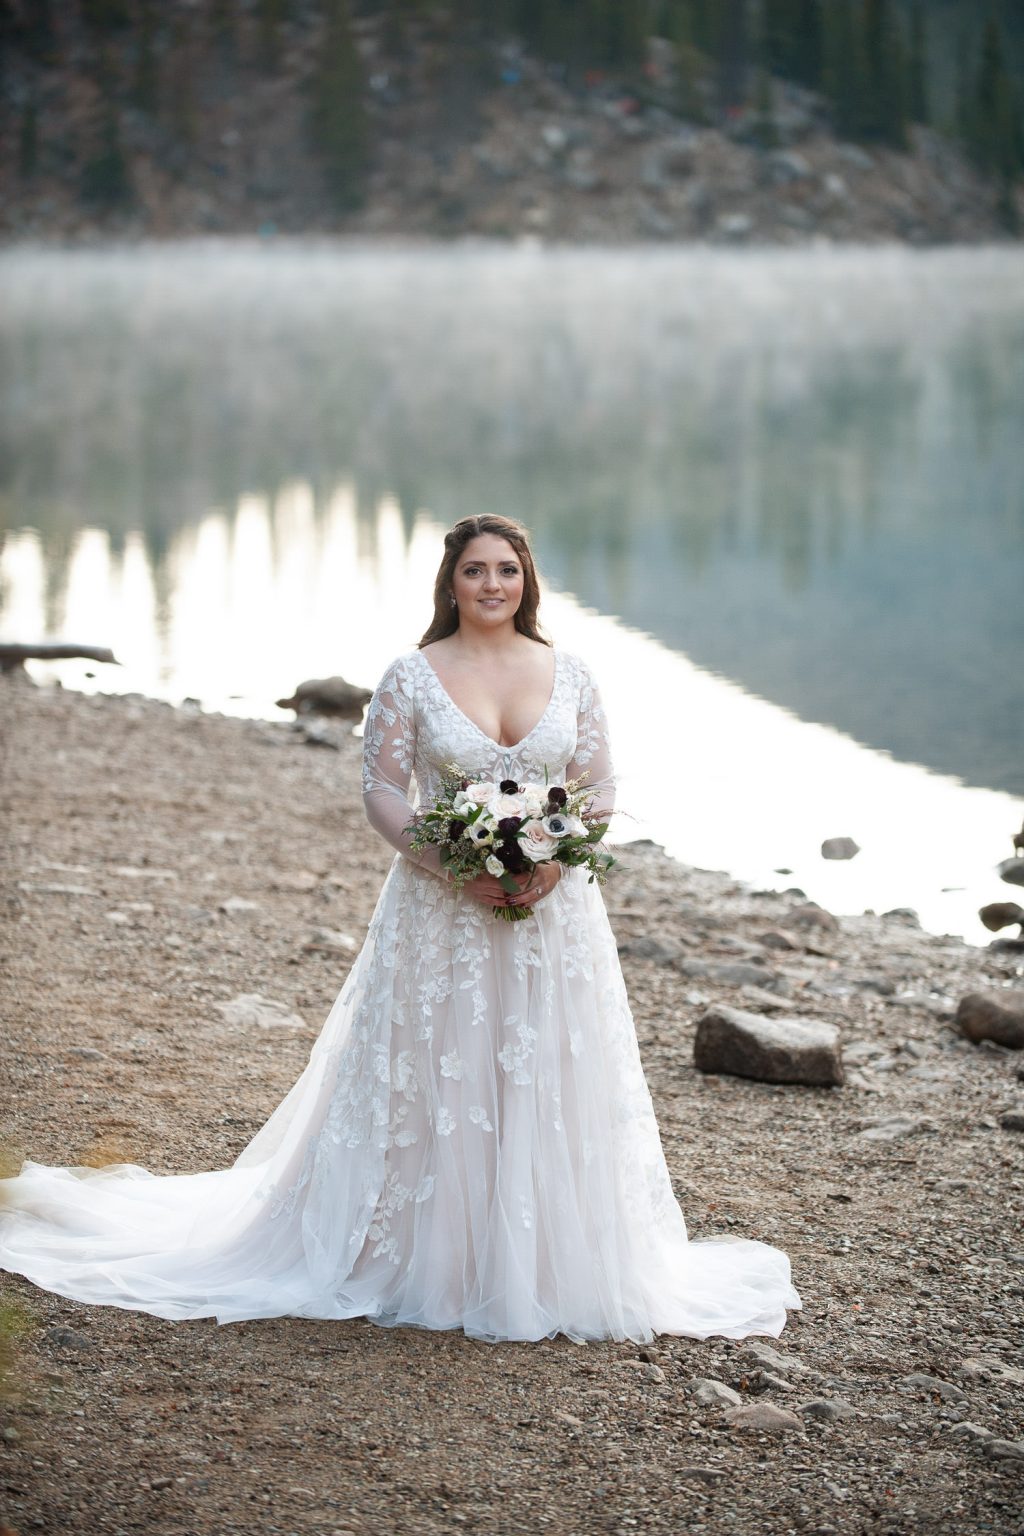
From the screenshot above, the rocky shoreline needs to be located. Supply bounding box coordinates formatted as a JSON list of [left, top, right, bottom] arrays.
[[1, 673, 1023, 1535]]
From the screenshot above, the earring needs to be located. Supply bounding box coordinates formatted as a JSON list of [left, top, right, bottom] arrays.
[[448, 593, 456, 608]]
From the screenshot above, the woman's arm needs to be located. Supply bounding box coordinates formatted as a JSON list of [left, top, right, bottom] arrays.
[[564, 656, 616, 823], [361, 656, 447, 879]]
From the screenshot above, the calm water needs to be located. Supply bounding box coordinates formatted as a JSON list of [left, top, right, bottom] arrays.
[[1, 239, 1022, 945]]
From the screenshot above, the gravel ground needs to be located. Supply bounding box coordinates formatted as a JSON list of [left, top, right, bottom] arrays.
[[1, 674, 1023, 1536]]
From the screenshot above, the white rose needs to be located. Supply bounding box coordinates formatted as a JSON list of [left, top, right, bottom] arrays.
[[520, 821, 559, 862], [464, 781, 499, 807], [494, 793, 526, 819], [485, 854, 504, 878], [521, 786, 545, 816]]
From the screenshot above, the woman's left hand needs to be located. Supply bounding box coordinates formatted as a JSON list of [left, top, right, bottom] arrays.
[[503, 861, 562, 908]]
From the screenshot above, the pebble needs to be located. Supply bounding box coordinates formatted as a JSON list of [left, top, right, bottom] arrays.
[[999, 1111, 1024, 1133]]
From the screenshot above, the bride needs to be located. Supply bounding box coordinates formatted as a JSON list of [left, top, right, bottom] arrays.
[[0, 515, 800, 1344]]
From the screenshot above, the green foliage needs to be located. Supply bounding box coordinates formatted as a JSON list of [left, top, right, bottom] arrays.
[[309, 0, 370, 213]]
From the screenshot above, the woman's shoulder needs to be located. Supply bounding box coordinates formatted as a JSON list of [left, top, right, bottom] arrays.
[[553, 646, 600, 691], [371, 648, 423, 697]]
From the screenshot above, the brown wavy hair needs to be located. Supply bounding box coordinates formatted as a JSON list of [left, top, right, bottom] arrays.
[[418, 516, 550, 648]]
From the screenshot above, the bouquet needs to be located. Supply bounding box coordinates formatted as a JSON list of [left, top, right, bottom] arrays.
[[406, 766, 615, 921]]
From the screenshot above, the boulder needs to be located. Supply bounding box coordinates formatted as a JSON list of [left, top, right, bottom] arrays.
[[694, 1005, 844, 1087], [782, 901, 838, 932], [956, 991, 1024, 1050], [688, 1378, 742, 1408], [821, 836, 860, 860], [214, 993, 306, 1030], [998, 857, 1024, 889], [275, 676, 372, 718], [724, 1403, 803, 1433]]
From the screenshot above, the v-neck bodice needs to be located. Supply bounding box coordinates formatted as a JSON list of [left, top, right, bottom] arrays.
[[415, 648, 561, 756], [361, 646, 615, 836]]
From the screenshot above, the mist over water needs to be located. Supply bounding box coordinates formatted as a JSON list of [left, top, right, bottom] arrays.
[[1, 238, 1022, 941]]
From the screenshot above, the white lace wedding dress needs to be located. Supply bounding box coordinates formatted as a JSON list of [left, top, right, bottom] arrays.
[[0, 647, 800, 1343]]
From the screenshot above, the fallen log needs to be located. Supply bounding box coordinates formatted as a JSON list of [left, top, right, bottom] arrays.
[[0, 642, 120, 674]]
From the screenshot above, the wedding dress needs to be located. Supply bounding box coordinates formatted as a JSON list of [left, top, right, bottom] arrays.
[[0, 647, 800, 1343]]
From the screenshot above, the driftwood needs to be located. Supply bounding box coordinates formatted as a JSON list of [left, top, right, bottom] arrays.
[[0, 642, 120, 674]]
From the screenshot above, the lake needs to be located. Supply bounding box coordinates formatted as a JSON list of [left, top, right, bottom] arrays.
[[1, 238, 1022, 946]]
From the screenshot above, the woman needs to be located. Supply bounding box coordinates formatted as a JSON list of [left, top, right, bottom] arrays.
[[0, 515, 800, 1344]]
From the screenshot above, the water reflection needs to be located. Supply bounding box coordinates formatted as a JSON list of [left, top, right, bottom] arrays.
[[1, 239, 1022, 942]]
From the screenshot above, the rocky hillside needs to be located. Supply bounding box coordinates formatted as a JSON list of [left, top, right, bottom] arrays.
[[0, 3, 1019, 246]]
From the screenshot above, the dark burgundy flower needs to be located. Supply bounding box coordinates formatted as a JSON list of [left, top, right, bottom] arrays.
[[546, 786, 568, 807], [497, 816, 523, 836], [447, 818, 467, 842], [499, 778, 520, 795], [496, 841, 529, 875]]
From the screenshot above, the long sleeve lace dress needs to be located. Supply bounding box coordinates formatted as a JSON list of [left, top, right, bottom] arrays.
[[0, 646, 800, 1343]]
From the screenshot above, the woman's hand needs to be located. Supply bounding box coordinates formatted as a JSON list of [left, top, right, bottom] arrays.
[[460, 861, 562, 908]]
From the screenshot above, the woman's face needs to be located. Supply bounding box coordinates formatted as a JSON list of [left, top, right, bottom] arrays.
[[450, 534, 525, 627]]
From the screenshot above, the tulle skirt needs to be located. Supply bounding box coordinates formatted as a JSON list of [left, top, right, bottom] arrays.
[[0, 859, 801, 1343]]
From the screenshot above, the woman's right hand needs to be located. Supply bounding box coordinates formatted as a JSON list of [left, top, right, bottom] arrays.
[[460, 869, 524, 905]]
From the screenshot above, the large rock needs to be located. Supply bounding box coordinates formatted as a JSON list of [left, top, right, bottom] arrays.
[[724, 1403, 803, 1433], [694, 1005, 844, 1087], [956, 991, 1024, 1050], [821, 836, 860, 860], [275, 675, 371, 718], [998, 857, 1024, 889]]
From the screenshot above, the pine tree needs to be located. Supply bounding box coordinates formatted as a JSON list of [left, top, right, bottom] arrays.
[[761, 0, 793, 78], [791, 0, 822, 89], [132, 0, 159, 114], [80, 0, 131, 32], [670, 1, 706, 123], [309, 0, 370, 213], [257, 0, 288, 74], [23, 0, 59, 65], [822, 0, 860, 139], [167, 15, 199, 147], [714, 0, 748, 119], [971, 19, 1018, 178], [859, 0, 907, 149], [752, 64, 780, 147], [18, 100, 39, 179], [81, 46, 134, 209], [907, 1, 927, 125]]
